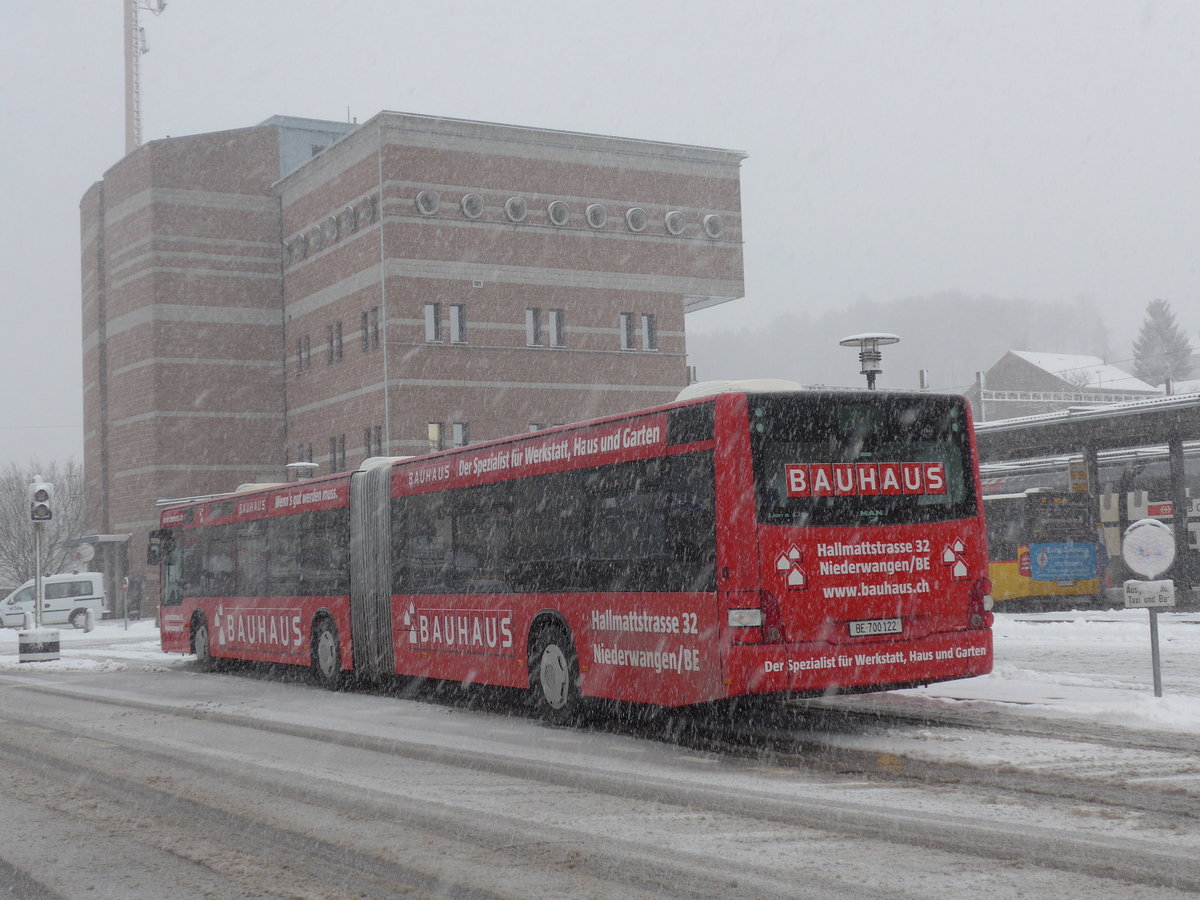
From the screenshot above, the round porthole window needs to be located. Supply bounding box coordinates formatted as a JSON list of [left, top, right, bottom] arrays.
[[309, 225, 324, 252], [361, 195, 377, 223], [547, 200, 569, 226], [505, 197, 528, 222], [344, 204, 358, 232], [324, 215, 339, 242], [282, 241, 293, 266], [416, 190, 441, 216], [703, 214, 724, 239], [462, 193, 485, 219], [586, 203, 607, 229], [664, 210, 686, 236], [295, 234, 309, 259], [625, 207, 647, 232]]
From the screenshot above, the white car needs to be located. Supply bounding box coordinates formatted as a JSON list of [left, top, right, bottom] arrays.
[[1, 573, 108, 629]]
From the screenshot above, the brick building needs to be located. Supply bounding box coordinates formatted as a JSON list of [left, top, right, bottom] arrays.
[[81, 112, 745, 598]]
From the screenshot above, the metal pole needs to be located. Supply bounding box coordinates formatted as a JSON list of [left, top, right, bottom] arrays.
[[1148, 608, 1163, 698], [33, 522, 43, 629], [1168, 436, 1190, 603]]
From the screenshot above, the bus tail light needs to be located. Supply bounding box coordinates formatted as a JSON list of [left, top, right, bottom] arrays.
[[728, 606, 763, 644], [727, 592, 786, 644], [1018, 548, 1030, 577], [968, 577, 993, 628], [727, 608, 763, 628]]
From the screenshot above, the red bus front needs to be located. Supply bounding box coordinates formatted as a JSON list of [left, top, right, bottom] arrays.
[[716, 391, 992, 698]]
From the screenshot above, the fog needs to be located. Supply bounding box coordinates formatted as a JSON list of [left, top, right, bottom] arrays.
[[4, 0, 1199, 462]]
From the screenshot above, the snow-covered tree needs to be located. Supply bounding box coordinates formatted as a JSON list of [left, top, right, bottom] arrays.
[[1132, 299, 1193, 387], [0, 460, 88, 586]]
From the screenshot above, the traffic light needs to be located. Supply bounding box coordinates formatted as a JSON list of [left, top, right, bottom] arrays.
[[29, 477, 53, 522]]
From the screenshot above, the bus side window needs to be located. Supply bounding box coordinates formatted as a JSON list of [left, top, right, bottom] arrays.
[[236, 521, 268, 596], [267, 515, 302, 595], [394, 493, 453, 592]]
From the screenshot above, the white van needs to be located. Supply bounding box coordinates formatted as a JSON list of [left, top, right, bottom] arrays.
[[0, 573, 108, 629]]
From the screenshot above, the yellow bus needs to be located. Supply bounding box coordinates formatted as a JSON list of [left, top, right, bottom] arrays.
[[984, 489, 1103, 610]]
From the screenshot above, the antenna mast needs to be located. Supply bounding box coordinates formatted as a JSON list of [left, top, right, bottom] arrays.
[[124, 0, 167, 155]]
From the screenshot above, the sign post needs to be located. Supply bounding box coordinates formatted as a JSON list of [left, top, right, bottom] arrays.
[[21, 477, 59, 663], [1121, 518, 1176, 697]]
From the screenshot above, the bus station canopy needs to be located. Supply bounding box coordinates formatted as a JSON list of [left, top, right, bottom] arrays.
[[975, 394, 1200, 462]]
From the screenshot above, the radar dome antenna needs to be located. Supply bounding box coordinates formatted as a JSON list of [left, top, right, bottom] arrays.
[[839, 332, 900, 390]]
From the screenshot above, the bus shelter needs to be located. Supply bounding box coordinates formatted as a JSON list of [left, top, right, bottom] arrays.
[[974, 394, 1200, 600]]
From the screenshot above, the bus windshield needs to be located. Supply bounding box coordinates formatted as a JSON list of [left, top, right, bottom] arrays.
[[750, 392, 977, 527]]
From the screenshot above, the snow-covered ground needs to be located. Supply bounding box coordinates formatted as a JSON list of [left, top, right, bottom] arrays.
[[908, 607, 1200, 733], [2, 609, 1198, 738]]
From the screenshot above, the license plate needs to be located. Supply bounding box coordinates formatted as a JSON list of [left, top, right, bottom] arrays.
[[849, 617, 902, 637]]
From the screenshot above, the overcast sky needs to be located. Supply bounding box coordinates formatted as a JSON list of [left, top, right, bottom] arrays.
[[2, 0, 1198, 465]]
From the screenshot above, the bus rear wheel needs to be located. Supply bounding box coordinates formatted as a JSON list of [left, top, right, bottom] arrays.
[[311, 618, 343, 689], [530, 624, 580, 725]]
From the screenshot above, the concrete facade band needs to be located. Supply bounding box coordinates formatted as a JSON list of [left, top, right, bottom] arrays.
[[81, 111, 746, 597]]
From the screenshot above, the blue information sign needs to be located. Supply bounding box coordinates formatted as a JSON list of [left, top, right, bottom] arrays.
[[1029, 543, 1098, 581]]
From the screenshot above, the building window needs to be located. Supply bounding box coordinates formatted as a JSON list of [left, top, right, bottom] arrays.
[[327, 321, 343, 361], [620, 313, 635, 350], [362, 306, 381, 351], [363, 427, 384, 459], [425, 303, 441, 343], [296, 334, 312, 374], [327, 325, 335, 364], [428, 423, 443, 452], [450, 304, 467, 343], [548, 309, 565, 347], [326, 435, 346, 472], [641, 314, 657, 351], [526, 307, 542, 346], [452, 422, 469, 448]]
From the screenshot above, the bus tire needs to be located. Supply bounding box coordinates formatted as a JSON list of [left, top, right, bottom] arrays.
[[192, 618, 217, 671], [530, 624, 580, 725], [311, 617, 343, 690]]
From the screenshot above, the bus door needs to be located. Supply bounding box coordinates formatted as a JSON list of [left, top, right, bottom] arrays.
[[349, 463, 395, 680]]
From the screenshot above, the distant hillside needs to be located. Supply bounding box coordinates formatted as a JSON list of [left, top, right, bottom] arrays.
[[685, 292, 1112, 393]]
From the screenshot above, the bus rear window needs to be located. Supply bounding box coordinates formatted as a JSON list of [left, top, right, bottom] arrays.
[[750, 393, 977, 527]]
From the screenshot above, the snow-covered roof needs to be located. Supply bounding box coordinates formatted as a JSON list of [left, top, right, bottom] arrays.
[[1009, 350, 1158, 393]]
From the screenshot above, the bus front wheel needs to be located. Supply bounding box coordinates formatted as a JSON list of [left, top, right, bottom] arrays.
[[530, 624, 580, 725], [311, 617, 343, 690], [192, 618, 217, 671]]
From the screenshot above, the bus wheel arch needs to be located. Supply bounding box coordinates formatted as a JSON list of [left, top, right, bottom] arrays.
[[528, 614, 581, 724], [310, 612, 343, 690]]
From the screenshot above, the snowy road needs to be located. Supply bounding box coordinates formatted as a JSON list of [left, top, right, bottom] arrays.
[[0, 614, 1198, 898]]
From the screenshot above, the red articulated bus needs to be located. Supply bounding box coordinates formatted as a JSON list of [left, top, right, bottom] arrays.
[[151, 385, 993, 721]]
